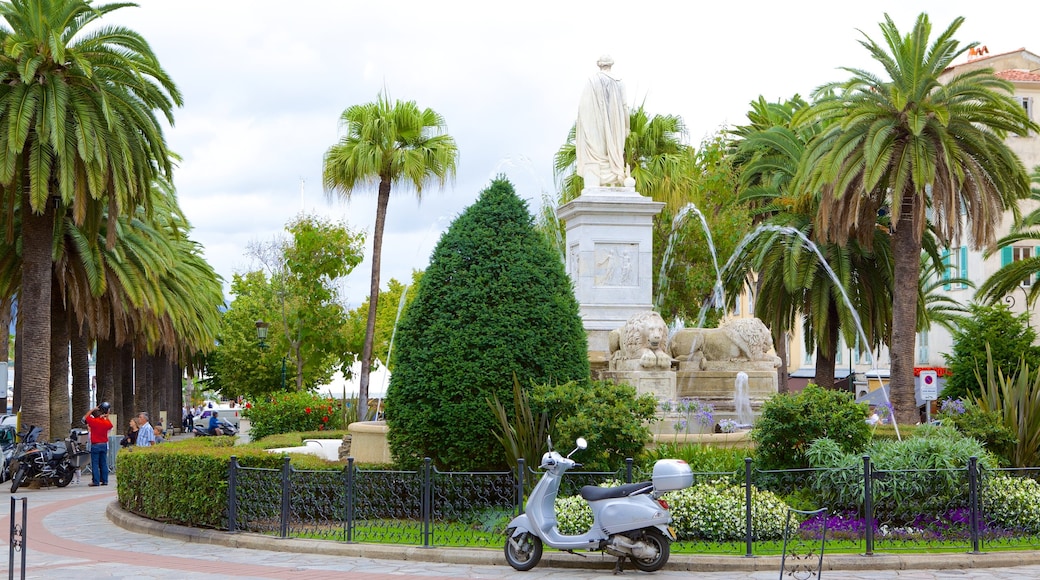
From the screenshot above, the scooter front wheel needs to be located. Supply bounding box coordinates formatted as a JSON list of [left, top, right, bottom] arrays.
[[628, 528, 670, 572], [504, 528, 543, 571]]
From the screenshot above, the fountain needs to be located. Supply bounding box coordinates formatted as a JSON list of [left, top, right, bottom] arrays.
[[734, 371, 754, 428]]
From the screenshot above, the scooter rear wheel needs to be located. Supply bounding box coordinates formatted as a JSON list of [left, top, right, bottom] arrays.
[[504, 528, 542, 571], [628, 528, 670, 572]]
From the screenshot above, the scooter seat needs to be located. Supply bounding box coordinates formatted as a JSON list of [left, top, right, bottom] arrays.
[[580, 481, 654, 501]]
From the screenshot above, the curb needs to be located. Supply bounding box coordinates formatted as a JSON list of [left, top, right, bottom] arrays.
[[105, 501, 1040, 572]]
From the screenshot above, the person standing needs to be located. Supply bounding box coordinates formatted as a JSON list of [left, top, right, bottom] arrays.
[[136, 412, 156, 447], [83, 402, 113, 486]]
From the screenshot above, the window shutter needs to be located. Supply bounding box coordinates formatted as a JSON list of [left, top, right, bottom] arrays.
[[942, 249, 951, 290], [1002, 246, 1013, 267], [960, 246, 968, 286]]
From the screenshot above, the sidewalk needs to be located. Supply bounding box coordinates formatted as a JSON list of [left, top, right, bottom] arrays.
[[4, 476, 1040, 579]]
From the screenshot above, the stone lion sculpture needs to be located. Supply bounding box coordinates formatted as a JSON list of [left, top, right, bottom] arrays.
[[608, 311, 672, 371], [670, 317, 780, 370]]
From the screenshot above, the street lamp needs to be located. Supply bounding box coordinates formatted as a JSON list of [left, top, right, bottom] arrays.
[[255, 320, 269, 350], [255, 320, 287, 391]]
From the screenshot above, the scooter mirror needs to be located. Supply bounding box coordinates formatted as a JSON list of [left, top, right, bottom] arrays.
[[575, 437, 587, 450], [547, 434, 553, 451]]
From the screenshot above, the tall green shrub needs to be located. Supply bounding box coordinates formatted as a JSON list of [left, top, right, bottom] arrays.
[[386, 177, 589, 471], [752, 384, 871, 471], [942, 303, 1040, 400]]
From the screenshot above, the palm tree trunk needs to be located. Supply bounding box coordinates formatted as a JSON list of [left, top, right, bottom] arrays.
[[49, 280, 71, 438], [358, 178, 392, 421], [120, 345, 134, 421], [134, 349, 146, 418], [20, 187, 54, 438], [776, 331, 789, 394], [97, 335, 117, 414], [890, 196, 924, 425], [70, 321, 91, 422]]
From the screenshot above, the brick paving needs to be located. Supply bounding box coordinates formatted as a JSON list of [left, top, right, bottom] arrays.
[[7, 420, 1040, 580], [2, 476, 1040, 579]]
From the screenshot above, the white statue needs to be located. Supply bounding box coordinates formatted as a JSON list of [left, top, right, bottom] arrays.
[[669, 318, 781, 371], [608, 311, 672, 371], [576, 55, 632, 188]]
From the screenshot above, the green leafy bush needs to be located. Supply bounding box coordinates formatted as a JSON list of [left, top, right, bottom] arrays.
[[386, 178, 589, 471], [115, 438, 335, 528], [243, 391, 344, 441], [981, 475, 1040, 533], [942, 303, 1040, 400], [531, 379, 657, 473], [805, 425, 997, 520], [753, 384, 871, 471]]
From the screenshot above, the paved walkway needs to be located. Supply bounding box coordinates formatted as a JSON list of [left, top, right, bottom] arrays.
[[3, 476, 1040, 579]]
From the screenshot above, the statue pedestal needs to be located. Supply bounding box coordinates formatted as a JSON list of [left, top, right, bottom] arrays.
[[601, 370, 676, 401], [557, 188, 664, 354]]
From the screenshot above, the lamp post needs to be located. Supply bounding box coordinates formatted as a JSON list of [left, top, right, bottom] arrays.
[[255, 320, 287, 391]]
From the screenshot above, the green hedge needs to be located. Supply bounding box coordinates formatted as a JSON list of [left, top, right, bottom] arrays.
[[115, 437, 341, 528]]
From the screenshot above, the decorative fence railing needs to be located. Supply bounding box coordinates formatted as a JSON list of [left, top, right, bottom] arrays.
[[226, 455, 1040, 555]]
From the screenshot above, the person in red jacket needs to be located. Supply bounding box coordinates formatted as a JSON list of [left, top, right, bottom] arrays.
[[83, 402, 113, 487]]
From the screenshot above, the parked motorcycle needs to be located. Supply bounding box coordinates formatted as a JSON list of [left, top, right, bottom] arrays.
[[504, 436, 693, 573], [192, 419, 238, 438], [9, 426, 89, 493]]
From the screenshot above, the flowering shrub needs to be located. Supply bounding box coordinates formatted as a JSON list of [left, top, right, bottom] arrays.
[[981, 475, 1040, 533], [552, 478, 788, 541], [554, 494, 594, 534], [664, 480, 788, 541], [243, 391, 343, 441]]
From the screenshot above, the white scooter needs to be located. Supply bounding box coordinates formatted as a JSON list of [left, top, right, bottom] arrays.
[[504, 436, 693, 573]]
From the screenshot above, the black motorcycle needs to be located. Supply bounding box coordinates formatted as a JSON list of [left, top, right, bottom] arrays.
[[9, 426, 89, 492], [192, 419, 238, 438]]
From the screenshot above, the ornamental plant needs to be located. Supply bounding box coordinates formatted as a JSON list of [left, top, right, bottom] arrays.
[[243, 391, 343, 441]]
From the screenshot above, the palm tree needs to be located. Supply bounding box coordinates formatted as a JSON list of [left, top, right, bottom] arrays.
[[795, 13, 1037, 424], [0, 0, 181, 437], [323, 94, 458, 419], [727, 96, 890, 390]]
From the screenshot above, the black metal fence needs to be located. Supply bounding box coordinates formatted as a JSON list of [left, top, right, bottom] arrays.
[[226, 454, 1040, 554]]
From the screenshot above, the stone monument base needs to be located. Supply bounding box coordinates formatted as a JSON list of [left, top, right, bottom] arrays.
[[600, 370, 676, 401]]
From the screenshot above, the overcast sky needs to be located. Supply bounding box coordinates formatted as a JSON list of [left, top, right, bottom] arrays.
[[116, 1, 1040, 306]]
